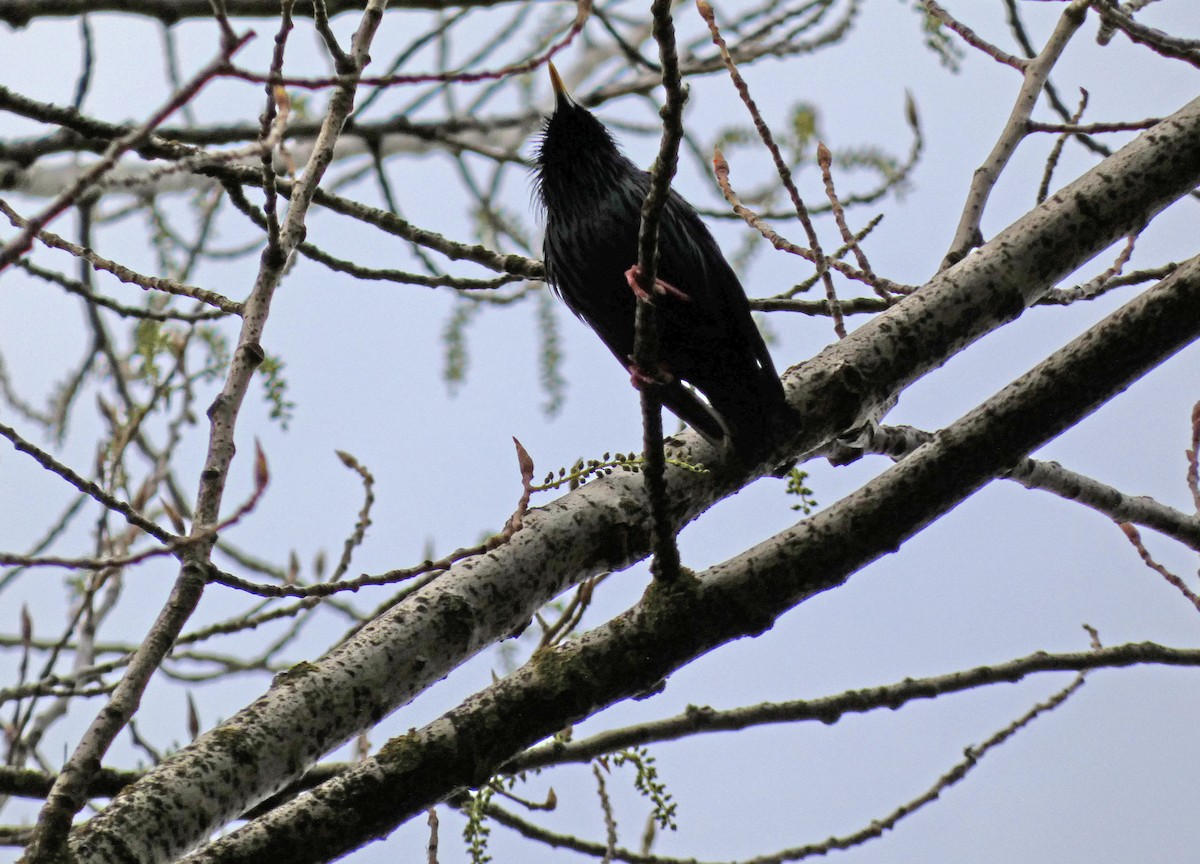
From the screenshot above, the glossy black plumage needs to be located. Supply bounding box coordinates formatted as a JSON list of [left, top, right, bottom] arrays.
[[534, 65, 789, 458]]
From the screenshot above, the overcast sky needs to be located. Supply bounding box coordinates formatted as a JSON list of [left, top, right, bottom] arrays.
[[2, 1, 1199, 861]]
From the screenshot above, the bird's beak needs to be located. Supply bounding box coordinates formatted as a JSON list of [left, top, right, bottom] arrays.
[[548, 61, 571, 108]]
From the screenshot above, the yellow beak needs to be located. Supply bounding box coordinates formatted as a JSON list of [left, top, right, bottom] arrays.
[[548, 61, 570, 105]]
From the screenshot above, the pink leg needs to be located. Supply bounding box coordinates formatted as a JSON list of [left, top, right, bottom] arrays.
[[627, 362, 675, 389], [624, 264, 690, 303]]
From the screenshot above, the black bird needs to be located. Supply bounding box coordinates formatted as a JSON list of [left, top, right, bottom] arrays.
[[534, 63, 790, 459]]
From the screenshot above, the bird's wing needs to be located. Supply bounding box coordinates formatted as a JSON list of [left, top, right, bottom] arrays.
[[657, 191, 779, 380]]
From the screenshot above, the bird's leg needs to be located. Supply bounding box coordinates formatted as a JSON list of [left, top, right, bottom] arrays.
[[625, 264, 682, 388], [625, 264, 690, 303], [627, 361, 675, 389]]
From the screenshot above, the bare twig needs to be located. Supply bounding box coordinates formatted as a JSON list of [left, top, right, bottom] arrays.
[[836, 422, 1200, 551], [0, 199, 243, 314], [941, 0, 1090, 268], [1117, 522, 1200, 613], [711, 152, 909, 297], [1188, 401, 1200, 511], [698, 0, 840, 327], [13, 259, 230, 322], [1090, 0, 1200, 65], [593, 764, 618, 864], [0, 420, 172, 544], [224, 0, 592, 89], [426, 808, 439, 864], [328, 451, 376, 583], [0, 31, 252, 270], [1039, 259, 1172, 306], [259, 2, 295, 249], [923, 0, 1026, 69], [1037, 88, 1088, 204], [0, 447, 271, 570], [631, 0, 688, 585]]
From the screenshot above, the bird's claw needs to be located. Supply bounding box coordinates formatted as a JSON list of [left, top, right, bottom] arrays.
[[625, 264, 690, 303], [627, 362, 675, 389]]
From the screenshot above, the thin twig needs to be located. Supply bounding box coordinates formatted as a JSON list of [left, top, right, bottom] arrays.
[[698, 0, 841, 326], [1039, 259, 1170, 306], [1037, 88, 1088, 204], [0, 31, 252, 270], [1117, 522, 1200, 613], [224, 0, 592, 89], [328, 451, 376, 583], [815, 139, 870, 323], [1188, 400, 1200, 512], [0, 449, 271, 570], [0, 420, 172, 544], [593, 763, 618, 864], [259, 1, 294, 250], [13, 259, 230, 322], [923, 0, 1026, 69], [0, 199, 243, 314], [711, 152, 909, 297], [940, 0, 1090, 268], [631, 0, 687, 585], [833, 422, 1200, 551]]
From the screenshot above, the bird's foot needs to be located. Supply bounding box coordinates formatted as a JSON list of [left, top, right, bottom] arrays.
[[627, 361, 675, 389], [625, 264, 690, 303]]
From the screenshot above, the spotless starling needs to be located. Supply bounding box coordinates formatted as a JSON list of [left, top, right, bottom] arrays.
[[534, 63, 790, 460]]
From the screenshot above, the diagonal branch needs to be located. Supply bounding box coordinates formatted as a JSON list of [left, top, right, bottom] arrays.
[[65, 92, 1200, 864], [940, 0, 1090, 268], [175, 245, 1200, 863], [840, 423, 1200, 551]]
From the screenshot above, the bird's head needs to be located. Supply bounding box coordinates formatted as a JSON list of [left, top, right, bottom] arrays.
[[535, 62, 624, 179]]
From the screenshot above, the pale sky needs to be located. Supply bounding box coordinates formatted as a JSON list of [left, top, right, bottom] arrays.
[[1, 2, 1199, 861]]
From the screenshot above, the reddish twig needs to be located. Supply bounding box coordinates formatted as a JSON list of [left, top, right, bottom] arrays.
[[208, 439, 534, 600], [0, 420, 171, 544], [0, 30, 252, 271], [223, 0, 591, 90], [923, 0, 1027, 69], [712, 149, 910, 299], [698, 0, 841, 330], [0, 441, 270, 571], [1118, 522, 1200, 614]]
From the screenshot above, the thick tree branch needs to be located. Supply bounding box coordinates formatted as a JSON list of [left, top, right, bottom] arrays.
[[64, 94, 1200, 864], [172, 244, 1200, 862]]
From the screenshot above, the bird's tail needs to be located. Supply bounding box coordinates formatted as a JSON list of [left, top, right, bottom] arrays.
[[659, 381, 729, 445], [661, 370, 792, 463], [703, 368, 793, 463]]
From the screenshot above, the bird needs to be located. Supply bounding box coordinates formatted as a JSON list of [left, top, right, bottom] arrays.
[[533, 62, 790, 460]]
